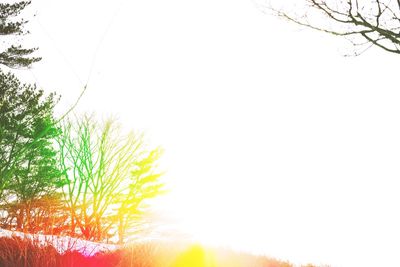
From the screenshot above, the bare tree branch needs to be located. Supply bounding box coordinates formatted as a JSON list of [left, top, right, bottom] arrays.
[[268, 0, 400, 55]]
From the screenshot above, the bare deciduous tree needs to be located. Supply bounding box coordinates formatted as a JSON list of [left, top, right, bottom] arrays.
[[57, 116, 164, 243]]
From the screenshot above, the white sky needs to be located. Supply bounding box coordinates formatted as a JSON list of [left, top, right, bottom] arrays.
[[14, 0, 400, 266]]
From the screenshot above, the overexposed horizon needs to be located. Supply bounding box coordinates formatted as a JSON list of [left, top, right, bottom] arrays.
[[12, 0, 400, 266]]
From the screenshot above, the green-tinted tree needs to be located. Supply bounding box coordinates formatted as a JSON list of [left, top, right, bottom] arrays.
[[0, 70, 63, 233], [268, 0, 400, 55], [0, 1, 41, 68], [57, 116, 164, 243]]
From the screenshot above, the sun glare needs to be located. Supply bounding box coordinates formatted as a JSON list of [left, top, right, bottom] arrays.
[[172, 245, 216, 267]]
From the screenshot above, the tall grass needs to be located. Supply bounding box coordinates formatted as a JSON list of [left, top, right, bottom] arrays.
[[0, 236, 324, 267], [0, 237, 120, 267]]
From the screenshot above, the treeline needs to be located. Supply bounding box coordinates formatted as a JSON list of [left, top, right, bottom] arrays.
[[0, 1, 164, 244]]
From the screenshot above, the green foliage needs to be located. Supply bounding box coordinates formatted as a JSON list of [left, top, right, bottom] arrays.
[[0, 1, 41, 69], [0, 70, 63, 233], [58, 116, 164, 243]]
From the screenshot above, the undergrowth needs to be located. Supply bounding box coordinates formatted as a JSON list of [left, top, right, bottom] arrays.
[[0, 236, 324, 267]]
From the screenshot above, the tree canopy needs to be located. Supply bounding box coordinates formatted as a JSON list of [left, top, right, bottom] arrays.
[[0, 1, 165, 243]]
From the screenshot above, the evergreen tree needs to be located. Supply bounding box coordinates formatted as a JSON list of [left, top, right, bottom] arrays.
[[0, 1, 41, 68], [0, 70, 63, 233]]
